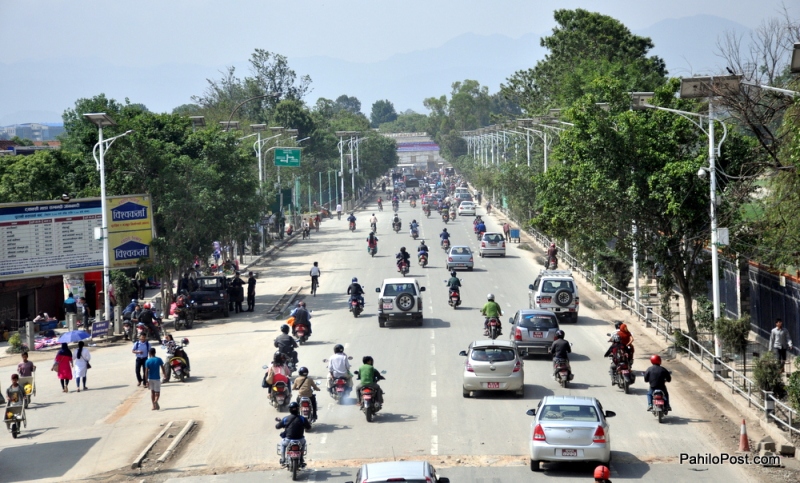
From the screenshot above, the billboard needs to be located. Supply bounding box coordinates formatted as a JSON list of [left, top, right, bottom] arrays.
[[0, 195, 153, 281]]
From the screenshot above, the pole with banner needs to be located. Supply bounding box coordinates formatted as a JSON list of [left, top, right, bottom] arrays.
[[274, 147, 302, 221]]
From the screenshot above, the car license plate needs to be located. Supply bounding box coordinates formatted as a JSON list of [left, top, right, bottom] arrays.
[[561, 449, 577, 457], [457, 264, 466, 267], [486, 382, 500, 388], [382, 303, 393, 309], [541, 297, 552, 304], [533, 332, 544, 338], [489, 243, 497, 246]]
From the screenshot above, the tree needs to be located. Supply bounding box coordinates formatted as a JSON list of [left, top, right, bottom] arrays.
[[335, 95, 362, 115], [501, 8, 667, 114], [379, 111, 429, 133], [370, 99, 398, 127], [0, 150, 72, 203]]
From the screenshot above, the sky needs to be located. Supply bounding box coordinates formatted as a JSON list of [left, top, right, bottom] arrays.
[[0, 0, 796, 123]]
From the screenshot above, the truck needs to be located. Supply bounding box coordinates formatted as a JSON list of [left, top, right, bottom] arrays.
[[190, 276, 230, 318]]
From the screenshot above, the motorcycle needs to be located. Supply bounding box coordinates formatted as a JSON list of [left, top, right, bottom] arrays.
[[442, 213, 449, 223], [367, 243, 378, 257], [270, 379, 291, 410], [136, 321, 162, 341], [548, 256, 558, 270], [349, 221, 356, 231], [486, 202, 492, 214], [609, 354, 635, 394], [173, 301, 196, 331], [418, 253, 428, 267], [411, 228, 419, 239], [355, 370, 386, 423], [449, 210, 456, 220], [349, 297, 364, 318], [410, 200, 417, 208], [297, 395, 314, 421], [163, 341, 191, 382], [275, 429, 307, 480], [293, 324, 310, 345], [398, 260, 410, 277], [651, 389, 669, 423], [552, 358, 573, 388], [476, 230, 485, 241], [370, 222, 377, 233], [392, 203, 399, 213], [424, 207, 431, 218], [393, 222, 401, 233], [441, 239, 450, 250], [486, 317, 501, 340], [446, 286, 461, 309]]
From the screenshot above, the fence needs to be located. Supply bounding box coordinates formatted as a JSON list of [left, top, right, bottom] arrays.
[[496, 203, 800, 440]]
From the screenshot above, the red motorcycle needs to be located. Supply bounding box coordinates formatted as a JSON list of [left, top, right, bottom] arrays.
[[448, 289, 461, 309], [398, 260, 410, 277], [293, 324, 310, 345], [486, 317, 501, 339]]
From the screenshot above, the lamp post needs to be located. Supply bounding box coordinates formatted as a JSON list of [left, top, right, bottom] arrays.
[[219, 121, 239, 131], [222, 93, 279, 131], [336, 131, 359, 208], [84, 113, 133, 325], [791, 42, 800, 74]]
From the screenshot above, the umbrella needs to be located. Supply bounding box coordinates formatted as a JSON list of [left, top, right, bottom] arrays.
[[58, 330, 91, 343]]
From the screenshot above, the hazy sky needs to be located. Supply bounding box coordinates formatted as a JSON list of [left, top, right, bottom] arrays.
[[2, 0, 792, 65]]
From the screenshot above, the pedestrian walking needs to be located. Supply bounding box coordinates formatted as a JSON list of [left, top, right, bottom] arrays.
[[132, 334, 151, 386], [502, 222, 511, 240], [230, 272, 245, 313], [314, 213, 321, 232], [78, 296, 90, 329], [247, 272, 257, 312], [768, 318, 793, 373], [135, 268, 146, 299], [73, 341, 91, 391], [144, 347, 165, 410], [64, 292, 77, 314], [54, 343, 73, 393], [17, 351, 35, 377]]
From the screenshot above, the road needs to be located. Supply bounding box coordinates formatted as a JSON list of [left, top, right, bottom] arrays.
[[0, 196, 765, 483]]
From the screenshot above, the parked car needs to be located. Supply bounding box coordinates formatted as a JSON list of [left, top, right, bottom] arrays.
[[526, 395, 615, 471], [446, 246, 474, 271], [509, 309, 560, 357], [460, 339, 524, 398], [347, 461, 450, 483], [457, 201, 476, 216], [479, 232, 506, 257], [528, 269, 579, 323], [375, 278, 426, 327], [189, 276, 230, 317]]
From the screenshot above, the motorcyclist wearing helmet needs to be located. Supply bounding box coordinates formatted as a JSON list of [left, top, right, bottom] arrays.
[[475, 219, 487, 235], [265, 350, 292, 390], [356, 356, 385, 405], [290, 302, 312, 339], [392, 214, 402, 231], [644, 354, 672, 411], [347, 277, 365, 308], [396, 247, 411, 271], [292, 367, 320, 422], [275, 401, 312, 466], [327, 344, 353, 392], [594, 465, 612, 483], [274, 324, 299, 367], [439, 228, 450, 247], [446, 270, 462, 303], [409, 219, 419, 236], [549, 330, 572, 378], [417, 240, 429, 262], [138, 303, 159, 340], [347, 212, 356, 225], [480, 294, 503, 335]]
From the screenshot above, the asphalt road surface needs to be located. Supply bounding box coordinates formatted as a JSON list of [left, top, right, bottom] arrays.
[[0, 197, 763, 483]]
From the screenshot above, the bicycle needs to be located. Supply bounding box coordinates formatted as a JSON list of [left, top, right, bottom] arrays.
[[311, 276, 319, 295]]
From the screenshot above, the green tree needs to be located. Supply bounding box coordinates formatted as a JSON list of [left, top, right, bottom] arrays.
[[378, 111, 429, 133], [335, 95, 362, 115], [501, 8, 667, 114], [0, 150, 72, 203], [370, 99, 398, 127]]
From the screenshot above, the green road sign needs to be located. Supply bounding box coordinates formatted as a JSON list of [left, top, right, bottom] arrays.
[[274, 147, 301, 167]]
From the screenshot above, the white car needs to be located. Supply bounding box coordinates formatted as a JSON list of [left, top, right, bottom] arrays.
[[348, 461, 450, 483], [479, 232, 506, 257], [457, 201, 476, 216], [375, 278, 426, 327], [459, 339, 524, 398]]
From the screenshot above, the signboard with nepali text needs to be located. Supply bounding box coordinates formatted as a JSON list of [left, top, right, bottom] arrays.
[[106, 195, 153, 268]]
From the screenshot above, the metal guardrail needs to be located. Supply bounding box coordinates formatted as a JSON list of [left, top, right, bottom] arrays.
[[494, 203, 800, 438]]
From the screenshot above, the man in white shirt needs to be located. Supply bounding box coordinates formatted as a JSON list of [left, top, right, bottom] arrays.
[[327, 344, 352, 393], [369, 214, 378, 232], [336, 203, 343, 219]]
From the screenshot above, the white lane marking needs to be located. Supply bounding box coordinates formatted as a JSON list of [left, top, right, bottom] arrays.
[[431, 360, 437, 376], [326, 403, 333, 412], [431, 381, 437, 398], [430, 329, 435, 339], [506, 302, 511, 307], [344, 342, 350, 349], [431, 435, 439, 455], [319, 434, 327, 444], [431, 344, 436, 356], [432, 406, 438, 425]]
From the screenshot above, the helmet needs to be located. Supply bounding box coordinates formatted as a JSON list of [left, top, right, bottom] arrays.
[[352, 277, 358, 283], [131, 299, 138, 303], [372, 213, 375, 216], [487, 293, 495, 301], [181, 338, 189, 345], [298, 367, 309, 376], [610, 334, 620, 343], [450, 270, 457, 277], [443, 228, 448, 232], [400, 247, 406, 252], [420, 240, 426, 245], [280, 324, 290, 334], [594, 465, 611, 479], [556, 330, 565, 339], [650, 354, 662, 365], [288, 402, 300, 414], [412, 219, 417, 223], [614, 320, 623, 329], [550, 242, 556, 247], [298, 301, 306, 307], [334, 344, 344, 354], [273, 351, 285, 364], [143, 303, 152, 309]]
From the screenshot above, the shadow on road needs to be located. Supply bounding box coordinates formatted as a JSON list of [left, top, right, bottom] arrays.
[[306, 423, 350, 434], [28, 401, 65, 409], [82, 385, 128, 392], [575, 315, 616, 327], [160, 405, 199, 411], [0, 437, 100, 480], [375, 412, 418, 423], [18, 426, 58, 439]]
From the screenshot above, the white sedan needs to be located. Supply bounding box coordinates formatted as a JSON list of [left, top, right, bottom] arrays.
[[457, 201, 476, 216]]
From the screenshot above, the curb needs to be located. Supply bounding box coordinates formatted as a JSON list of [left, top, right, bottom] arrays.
[[158, 419, 195, 463], [132, 421, 174, 469]]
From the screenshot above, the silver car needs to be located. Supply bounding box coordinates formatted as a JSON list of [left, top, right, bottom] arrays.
[[457, 201, 476, 216], [526, 395, 615, 471], [479, 232, 506, 257], [347, 461, 450, 483], [459, 339, 524, 398], [509, 309, 560, 357], [446, 246, 474, 271]]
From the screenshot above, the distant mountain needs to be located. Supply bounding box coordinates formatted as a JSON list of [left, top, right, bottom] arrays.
[[0, 14, 754, 125]]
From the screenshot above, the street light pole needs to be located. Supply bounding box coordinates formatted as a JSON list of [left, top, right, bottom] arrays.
[[708, 100, 722, 357]]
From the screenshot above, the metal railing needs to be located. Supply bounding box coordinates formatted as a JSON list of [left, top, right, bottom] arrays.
[[493, 202, 800, 438]]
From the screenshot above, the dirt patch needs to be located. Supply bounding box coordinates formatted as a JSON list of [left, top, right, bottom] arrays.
[[102, 388, 147, 425]]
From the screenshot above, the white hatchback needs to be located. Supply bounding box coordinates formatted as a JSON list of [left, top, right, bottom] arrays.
[[457, 201, 476, 216]]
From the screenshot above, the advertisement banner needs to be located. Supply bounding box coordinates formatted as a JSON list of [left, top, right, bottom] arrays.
[[106, 195, 154, 268], [108, 231, 153, 269]]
